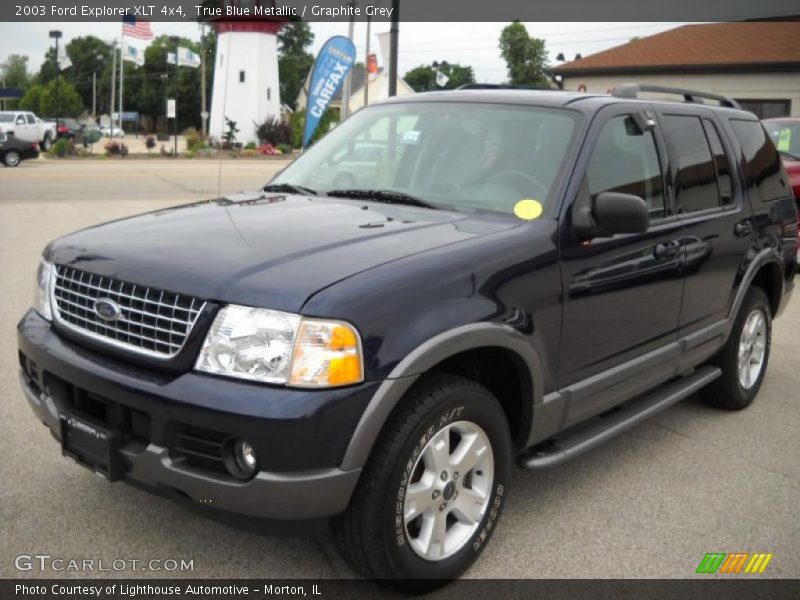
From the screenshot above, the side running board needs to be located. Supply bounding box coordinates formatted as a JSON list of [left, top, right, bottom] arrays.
[[517, 366, 721, 470]]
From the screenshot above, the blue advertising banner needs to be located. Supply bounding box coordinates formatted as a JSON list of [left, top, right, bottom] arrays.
[[303, 36, 356, 148]]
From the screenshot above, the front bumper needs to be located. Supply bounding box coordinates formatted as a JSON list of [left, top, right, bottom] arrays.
[[17, 310, 379, 522]]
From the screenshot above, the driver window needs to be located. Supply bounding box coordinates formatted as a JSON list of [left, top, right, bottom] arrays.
[[16, 115, 26, 125], [587, 115, 666, 219]]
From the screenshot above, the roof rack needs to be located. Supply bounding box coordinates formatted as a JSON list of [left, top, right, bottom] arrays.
[[611, 83, 741, 109], [456, 83, 555, 91]]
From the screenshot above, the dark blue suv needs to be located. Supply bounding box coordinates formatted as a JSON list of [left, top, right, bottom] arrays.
[[17, 85, 797, 583]]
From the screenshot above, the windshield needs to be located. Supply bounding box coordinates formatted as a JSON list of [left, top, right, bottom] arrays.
[[764, 120, 800, 159], [272, 102, 579, 215], [0, 114, 14, 123]]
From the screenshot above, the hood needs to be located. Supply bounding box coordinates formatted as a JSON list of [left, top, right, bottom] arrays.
[[47, 192, 519, 312]]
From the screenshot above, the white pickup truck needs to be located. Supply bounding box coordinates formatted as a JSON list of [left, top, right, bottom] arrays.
[[0, 111, 57, 151]]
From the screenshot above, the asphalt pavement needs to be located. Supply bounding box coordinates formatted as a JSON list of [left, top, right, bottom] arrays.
[[0, 160, 798, 581]]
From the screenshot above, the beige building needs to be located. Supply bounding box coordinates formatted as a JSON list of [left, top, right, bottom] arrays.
[[553, 22, 800, 118]]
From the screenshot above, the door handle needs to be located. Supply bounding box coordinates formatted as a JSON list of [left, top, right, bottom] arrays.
[[654, 240, 680, 260], [734, 220, 753, 237]]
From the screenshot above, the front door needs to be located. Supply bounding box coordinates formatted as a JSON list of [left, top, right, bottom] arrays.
[[558, 104, 685, 425]]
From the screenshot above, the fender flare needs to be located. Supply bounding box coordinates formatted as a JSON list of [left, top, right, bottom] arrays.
[[726, 248, 784, 336], [340, 322, 544, 470]]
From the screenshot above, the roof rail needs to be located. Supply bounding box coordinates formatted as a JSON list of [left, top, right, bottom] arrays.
[[457, 83, 555, 91], [611, 83, 741, 109]]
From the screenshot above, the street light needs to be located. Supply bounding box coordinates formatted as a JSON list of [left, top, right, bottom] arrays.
[[49, 30, 62, 135], [92, 52, 103, 121]]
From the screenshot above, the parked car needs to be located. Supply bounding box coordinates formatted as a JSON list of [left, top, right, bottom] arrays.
[[763, 117, 800, 262], [100, 125, 125, 138], [0, 131, 40, 166], [17, 84, 797, 585], [47, 117, 84, 141], [0, 110, 55, 151]]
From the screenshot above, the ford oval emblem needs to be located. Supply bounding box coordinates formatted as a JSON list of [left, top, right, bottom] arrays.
[[94, 298, 122, 322]]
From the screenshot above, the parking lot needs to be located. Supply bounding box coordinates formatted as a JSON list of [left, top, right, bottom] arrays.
[[0, 159, 798, 580]]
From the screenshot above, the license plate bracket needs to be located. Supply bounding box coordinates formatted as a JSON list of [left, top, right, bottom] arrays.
[[60, 412, 125, 481]]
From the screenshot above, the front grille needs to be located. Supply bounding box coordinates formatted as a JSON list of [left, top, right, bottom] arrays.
[[52, 265, 206, 359]]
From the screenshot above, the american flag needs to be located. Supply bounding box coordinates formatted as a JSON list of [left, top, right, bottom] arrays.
[[122, 16, 153, 40]]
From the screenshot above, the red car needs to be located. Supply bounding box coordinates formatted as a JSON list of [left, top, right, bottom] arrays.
[[763, 118, 800, 262]]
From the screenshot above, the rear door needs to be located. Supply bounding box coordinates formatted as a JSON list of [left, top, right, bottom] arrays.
[[652, 106, 751, 341]]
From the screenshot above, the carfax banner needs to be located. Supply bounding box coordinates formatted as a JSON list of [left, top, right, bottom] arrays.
[[303, 35, 356, 148]]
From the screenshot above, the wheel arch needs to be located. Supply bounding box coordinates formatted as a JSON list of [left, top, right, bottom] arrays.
[[729, 249, 784, 328], [340, 322, 543, 470]]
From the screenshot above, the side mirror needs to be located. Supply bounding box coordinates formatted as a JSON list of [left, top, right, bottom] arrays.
[[573, 191, 649, 238], [593, 192, 649, 234]]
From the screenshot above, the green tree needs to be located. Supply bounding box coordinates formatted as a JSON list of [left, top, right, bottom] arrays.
[[1, 54, 31, 109], [278, 21, 314, 107], [40, 77, 83, 117], [499, 21, 550, 87], [403, 61, 476, 92], [18, 84, 46, 114], [63, 36, 113, 113], [36, 47, 59, 85]]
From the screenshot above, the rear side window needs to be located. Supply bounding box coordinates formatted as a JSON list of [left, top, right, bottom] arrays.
[[730, 119, 786, 203], [662, 115, 719, 213], [26, 114, 35, 124]]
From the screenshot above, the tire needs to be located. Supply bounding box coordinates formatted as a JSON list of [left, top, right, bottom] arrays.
[[334, 373, 511, 587], [700, 286, 772, 410], [41, 135, 52, 151], [3, 150, 21, 167]]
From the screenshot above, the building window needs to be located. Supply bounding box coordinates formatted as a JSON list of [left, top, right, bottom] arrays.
[[239, 70, 245, 83], [734, 99, 790, 120], [267, 88, 271, 101]]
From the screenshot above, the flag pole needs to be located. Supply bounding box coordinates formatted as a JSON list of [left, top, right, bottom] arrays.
[[110, 39, 117, 140]]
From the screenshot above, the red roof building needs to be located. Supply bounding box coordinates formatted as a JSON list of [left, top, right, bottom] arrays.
[[553, 22, 800, 118]]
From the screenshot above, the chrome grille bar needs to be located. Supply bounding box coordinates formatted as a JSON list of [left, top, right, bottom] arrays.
[[51, 265, 206, 359]]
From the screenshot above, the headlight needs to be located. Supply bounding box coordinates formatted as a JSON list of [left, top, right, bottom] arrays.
[[195, 305, 363, 388], [33, 259, 54, 321]]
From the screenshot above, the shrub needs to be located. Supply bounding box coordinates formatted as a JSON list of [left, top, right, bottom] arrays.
[[244, 142, 257, 150], [256, 116, 292, 147], [104, 140, 128, 156], [277, 143, 292, 155], [49, 138, 71, 158], [257, 143, 281, 156], [145, 135, 156, 153], [222, 117, 239, 149]]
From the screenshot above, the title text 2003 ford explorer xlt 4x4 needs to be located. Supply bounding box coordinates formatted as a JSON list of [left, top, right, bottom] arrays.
[[17, 84, 797, 583]]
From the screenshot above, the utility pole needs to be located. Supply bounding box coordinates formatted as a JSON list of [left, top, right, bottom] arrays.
[[340, 1, 355, 120], [119, 44, 124, 138], [170, 36, 180, 157], [388, 0, 399, 97], [92, 71, 96, 119], [110, 40, 117, 139], [363, 16, 371, 107], [200, 26, 207, 137]]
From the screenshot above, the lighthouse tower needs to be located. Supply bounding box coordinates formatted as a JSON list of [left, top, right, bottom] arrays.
[[209, 0, 284, 145]]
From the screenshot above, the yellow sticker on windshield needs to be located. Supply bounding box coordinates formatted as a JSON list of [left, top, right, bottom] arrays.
[[514, 199, 543, 220]]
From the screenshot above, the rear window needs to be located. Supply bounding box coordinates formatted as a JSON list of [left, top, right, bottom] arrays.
[[730, 119, 787, 203]]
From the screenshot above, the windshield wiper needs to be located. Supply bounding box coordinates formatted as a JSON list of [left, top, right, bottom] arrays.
[[263, 183, 319, 196], [778, 150, 800, 162], [326, 189, 439, 209]]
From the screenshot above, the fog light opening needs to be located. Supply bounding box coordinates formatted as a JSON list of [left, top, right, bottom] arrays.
[[225, 439, 259, 480]]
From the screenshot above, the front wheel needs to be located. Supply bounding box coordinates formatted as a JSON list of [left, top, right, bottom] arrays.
[[41, 135, 52, 151], [3, 150, 21, 167], [700, 286, 772, 410], [334, 373, 511, 586]]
